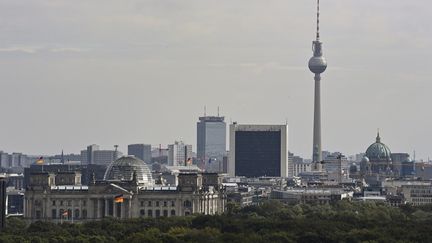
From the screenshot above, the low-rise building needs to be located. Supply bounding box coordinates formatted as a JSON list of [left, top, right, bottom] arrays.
[[402, 185, 432, 206], [271, 188, 353, 205]]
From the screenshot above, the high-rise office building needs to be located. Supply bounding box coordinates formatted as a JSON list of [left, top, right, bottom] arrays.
[[86, 144, 100, 164], [128, 144, 152, 163], [9, 153, 28, 168], [93, 150, 122, 166], [82, 145, 121, 165], [80, 150, 87, 164], [228, 124, 289, 177], [0, 152, 9, 168], [0, 176, 6, 229], [391, 153, 410, 176], [168, 141, 192, 166], [197, 116, 226, 172], [323, 153, 349, 183]]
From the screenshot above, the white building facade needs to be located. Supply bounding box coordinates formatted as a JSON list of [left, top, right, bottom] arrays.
[[168, 141, 192, 166]]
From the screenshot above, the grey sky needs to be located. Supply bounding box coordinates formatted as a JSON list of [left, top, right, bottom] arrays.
[[0, 0, 430, 160]]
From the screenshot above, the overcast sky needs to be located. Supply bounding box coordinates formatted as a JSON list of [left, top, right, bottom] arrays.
[[0, 0, 431, 160]]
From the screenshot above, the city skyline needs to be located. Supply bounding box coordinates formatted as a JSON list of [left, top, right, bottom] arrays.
[[0, 1, 431, 159]]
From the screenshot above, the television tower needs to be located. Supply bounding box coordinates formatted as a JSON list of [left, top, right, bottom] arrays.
[[308, 0, 327, 167]]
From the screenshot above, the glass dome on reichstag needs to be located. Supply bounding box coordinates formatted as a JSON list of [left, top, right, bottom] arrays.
[[104, 156, 153, 185]]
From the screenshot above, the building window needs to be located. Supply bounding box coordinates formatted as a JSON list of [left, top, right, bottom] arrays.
[[67, 209, 72, 220], [59, 209, 64, 218], [52, 209, 57, 219], [148, 201, 152, 207], [52, 200, 56, 206], [82, 209, 87, 219], [140, 201, 144, 207], [156, 210, 160, 217], [75, 209, 80, 219], [60, 200, 63, 206], [171, 201, 175, 207], [184, 200, 192, 207], [36, 210, 41, 219], [140, 209, 145, 216], [82, 200, 87, 207], [156, 201, 160, 207], [67, 200, 72, 206], [171, 210, 175, 216], [163, 201, 167, 207], [148, 210, 153, 217], [163, 210, 168, 217]]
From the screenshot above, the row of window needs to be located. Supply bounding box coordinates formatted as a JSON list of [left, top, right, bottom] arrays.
[[48, 208, 88, 220], [411, 190, 432, 194], [140, 200, 175, 207], [140, 209, 176, 217], [139, 200, 192, 207], [52, 200, 87, 207], [49, 199, 191, 208], [411, 194, 432, 197], [412, 198, 432, 202]]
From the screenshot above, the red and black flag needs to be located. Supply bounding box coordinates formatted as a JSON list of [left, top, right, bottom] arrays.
[[114, 194, 124, 203]]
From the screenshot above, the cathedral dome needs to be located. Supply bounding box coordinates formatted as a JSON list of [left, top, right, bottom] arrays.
[[365, 133, 392, 162], [104, 156, 153, 185]]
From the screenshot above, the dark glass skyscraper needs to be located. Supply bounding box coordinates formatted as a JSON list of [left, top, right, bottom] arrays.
[[229, 124, 288, 177]]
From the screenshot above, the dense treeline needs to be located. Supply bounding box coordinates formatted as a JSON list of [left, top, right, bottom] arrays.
[[2, 201, 432, 243]]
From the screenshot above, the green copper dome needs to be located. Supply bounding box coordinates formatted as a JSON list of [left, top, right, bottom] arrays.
[[365, 132, 392, 162]]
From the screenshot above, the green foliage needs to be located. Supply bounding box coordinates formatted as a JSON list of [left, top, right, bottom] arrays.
[[1, 201, 432, 242]]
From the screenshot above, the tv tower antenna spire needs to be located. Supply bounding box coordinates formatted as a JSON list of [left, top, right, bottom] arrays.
[[316, 0, 320, 41]]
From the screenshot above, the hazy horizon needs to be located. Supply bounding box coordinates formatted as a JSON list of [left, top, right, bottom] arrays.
[[0, 0, 431, 160]]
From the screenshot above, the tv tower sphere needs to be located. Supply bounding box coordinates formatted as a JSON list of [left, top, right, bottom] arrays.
[[308, 49, 327, 74]]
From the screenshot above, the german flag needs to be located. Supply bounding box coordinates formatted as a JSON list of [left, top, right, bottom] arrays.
[[114, 194, 124, 203], [36, 157, 44, 165]]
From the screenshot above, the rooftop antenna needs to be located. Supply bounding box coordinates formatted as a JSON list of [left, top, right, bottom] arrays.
[[217, 106, 220, 117], [114, 145, 119, 160], [204, 106, 207, 116]]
